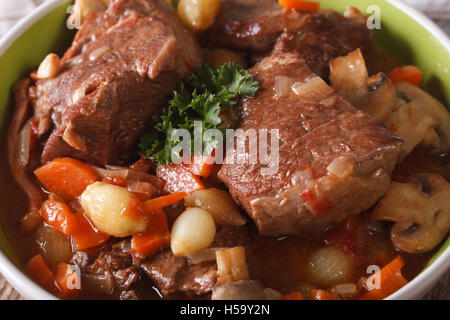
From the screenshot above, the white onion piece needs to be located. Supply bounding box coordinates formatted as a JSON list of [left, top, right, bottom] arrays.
[[292, 77, 334, 100], [274, 76, 296, 100], [327, 156, 354, 179], [89, 46, 109, 61], [187, 247, 222, 264], [36, 223, 73, 267], [16, 119, 32, 168], [334, 283, 358, 296]]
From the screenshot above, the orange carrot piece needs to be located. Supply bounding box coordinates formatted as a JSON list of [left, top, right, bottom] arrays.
[[388, 65, 423, 86], [131, 209, 170, 258], [282, 292, 305, 300], [311, 290, 339, 300], [183, 154, 216, 177], [157, 164, 205, 194], [71, 213, 110, 251], [35, 158, 99, 200], [40, 200, 79, 235], [360, 256, 408, 300], [278, 0, 320, 12], [55, 263, 81, 299], [143, 192, 187, 212], [25, 254, 57, 294]]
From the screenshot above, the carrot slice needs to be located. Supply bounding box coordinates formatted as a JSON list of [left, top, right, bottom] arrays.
[[278, 0, 320, 12], [157, 164, 205, 194], [183, 153, 216, 177], [143, 192, 187, 212], [25, 254, 57, 294], [131, 209, 170, 258], [55, 263, 81, 299], [282, 292, 305, 300], [40, 200, 79, 235], [71, 213, 110, 251], [388, 65, 423, 86], [35, 158, 99, 200], [311, 289, 339, 300], [360, 256, 408, 300]]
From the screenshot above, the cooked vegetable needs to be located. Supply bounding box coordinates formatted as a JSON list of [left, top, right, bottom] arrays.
[[311, 289, 339, 300], [371, 173, 450, 253], [36, 223, 73, 267], [131, 209, 171, 258], [187, 247, 221, 264], [143, 192, 187, 212], [35, 158, 99, 200], [80, 182, 148, 237], [55, 263, 81, 299], [278, 0, 320, 12], [185, 188, 246, 226], [25, 254, 57, 294], [177, 0, 221, 30], [81, 273, 114, 296], [364, 73, 397, 122], [360, 256, 408, 300], [69, 0, 108, 28], [307, 246, 354, 287], [139, 62, 258, 165], [170, 207, 216, 257], [329, 49, 368, 108], [334, 283, 358, 298], [216, 246, 250, 284], [212, 280, 267, 300], [388, 65, 423, 86], [281, 291, 304, 300], [183, 154, 216, 177], [33, 54, 61, 80], [157, 164, 205, 194], [40, 199, 110, 250], [207, 49, 247, 69]]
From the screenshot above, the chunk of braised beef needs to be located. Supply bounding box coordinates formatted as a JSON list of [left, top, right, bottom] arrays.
[[88, 251, 132, 275], [120, 290, 140, 300], [113, 266, 140, 290], [71, 251, 92, 272]]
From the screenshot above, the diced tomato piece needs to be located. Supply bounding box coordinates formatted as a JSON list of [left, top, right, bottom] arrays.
[[157, 164, 205, 194], [182, 153, 216, 177]]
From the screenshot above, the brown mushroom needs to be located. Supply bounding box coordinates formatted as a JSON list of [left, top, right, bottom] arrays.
[[371, 173, 450, 253]]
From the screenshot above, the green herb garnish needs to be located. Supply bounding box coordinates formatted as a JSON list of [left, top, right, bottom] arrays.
[[139, 62, 259, 165]]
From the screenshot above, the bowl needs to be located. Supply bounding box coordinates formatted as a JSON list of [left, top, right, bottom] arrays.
[[0, 0, 449, 300]]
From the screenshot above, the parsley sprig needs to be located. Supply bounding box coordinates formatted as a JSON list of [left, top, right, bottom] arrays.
[[139, 62, 259, 165]]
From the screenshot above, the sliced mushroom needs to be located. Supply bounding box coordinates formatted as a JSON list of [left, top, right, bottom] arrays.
[[329, 49, 369, 108], [386, 82, 450, 155], [364, 72, 398, 122], [371, 173, 450, 253]]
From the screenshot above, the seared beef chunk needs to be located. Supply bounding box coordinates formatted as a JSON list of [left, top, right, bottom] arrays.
[[212, 0, 287, 52], [218, 52, 404, 237], [140, 225, 249, 297], [213, 1, 371, 79], [140, 250, 217, 297], [30, 0, 202, 166], [273, 9, 372, 79]]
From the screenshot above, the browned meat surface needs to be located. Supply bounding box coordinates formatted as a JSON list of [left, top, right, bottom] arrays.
[[218, 52, 404, 237], [273, 9, 372, 79], [30, 0, 202, 166], [140, 225, 250, 297], [213, 0, 371, 79], [140, 250, 217, 297]]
